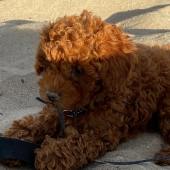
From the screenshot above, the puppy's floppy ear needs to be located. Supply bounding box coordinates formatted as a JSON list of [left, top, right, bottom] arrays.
[[35, 43, 49, 75]]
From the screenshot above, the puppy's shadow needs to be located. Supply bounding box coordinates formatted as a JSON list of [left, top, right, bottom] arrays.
[[0, 20, 43, 115], [125, 28, 170, 36], [105, 4, 170, 37], [105, 4, 170, 23], [2, 20, 34, 26], [0, 20, 43, 68]]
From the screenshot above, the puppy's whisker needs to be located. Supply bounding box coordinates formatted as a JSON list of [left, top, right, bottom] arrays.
[[36, 97, 52, 105]]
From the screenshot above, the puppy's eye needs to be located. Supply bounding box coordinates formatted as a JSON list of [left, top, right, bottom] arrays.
[[72, 66, 84, 77]]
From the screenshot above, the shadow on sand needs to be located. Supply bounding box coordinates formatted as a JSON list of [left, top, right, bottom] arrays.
[[105, 4, 170, 37], [0, 20, 43, 67], [105, 4, 170, 23]]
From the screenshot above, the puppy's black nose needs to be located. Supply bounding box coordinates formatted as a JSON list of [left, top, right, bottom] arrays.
[[46, 92, 60, 102]]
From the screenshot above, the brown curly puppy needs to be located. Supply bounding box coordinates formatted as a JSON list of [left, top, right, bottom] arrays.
[[5, 10, 170, 169]]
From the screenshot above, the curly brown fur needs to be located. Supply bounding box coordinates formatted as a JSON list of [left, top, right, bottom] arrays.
[[4, 10, 170, 169]]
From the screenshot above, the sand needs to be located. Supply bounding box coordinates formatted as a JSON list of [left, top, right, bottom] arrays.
[[0, 0, 170, 169]]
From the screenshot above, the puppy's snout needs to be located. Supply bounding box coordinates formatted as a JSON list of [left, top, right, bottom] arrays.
[[47, 91, 60, 102]]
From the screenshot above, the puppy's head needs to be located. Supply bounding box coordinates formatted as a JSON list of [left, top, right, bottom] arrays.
[[35, 10, 136, 110]]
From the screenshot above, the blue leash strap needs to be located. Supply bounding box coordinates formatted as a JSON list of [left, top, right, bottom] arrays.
[[0, 137, 169, 167], [0, 137, 39, 167]]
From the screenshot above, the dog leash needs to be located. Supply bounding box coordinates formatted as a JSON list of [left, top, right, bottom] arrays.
[[0, 97, 87, 167], [94, 159, 156, 165], [0, 130, 170, 167], [0, 98, 169, 167], [0, 135, 169, 167], [94, 154, 170, 166], [0, 136, 39, 167]]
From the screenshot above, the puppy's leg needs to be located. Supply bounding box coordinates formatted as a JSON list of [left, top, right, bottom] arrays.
[[155, 91, 170, 165], [5, 106, 59, 143], [35, 126, 120, 170]]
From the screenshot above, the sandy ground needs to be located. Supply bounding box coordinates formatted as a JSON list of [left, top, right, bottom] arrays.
[[0, 0, 170, 169]]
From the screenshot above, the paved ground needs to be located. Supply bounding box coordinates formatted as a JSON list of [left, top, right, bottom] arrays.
[[0, 0, 170, 169]]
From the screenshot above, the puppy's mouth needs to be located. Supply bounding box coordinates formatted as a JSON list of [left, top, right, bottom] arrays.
[[36, 97, 87, 117], [36, 96, 87, 137]]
